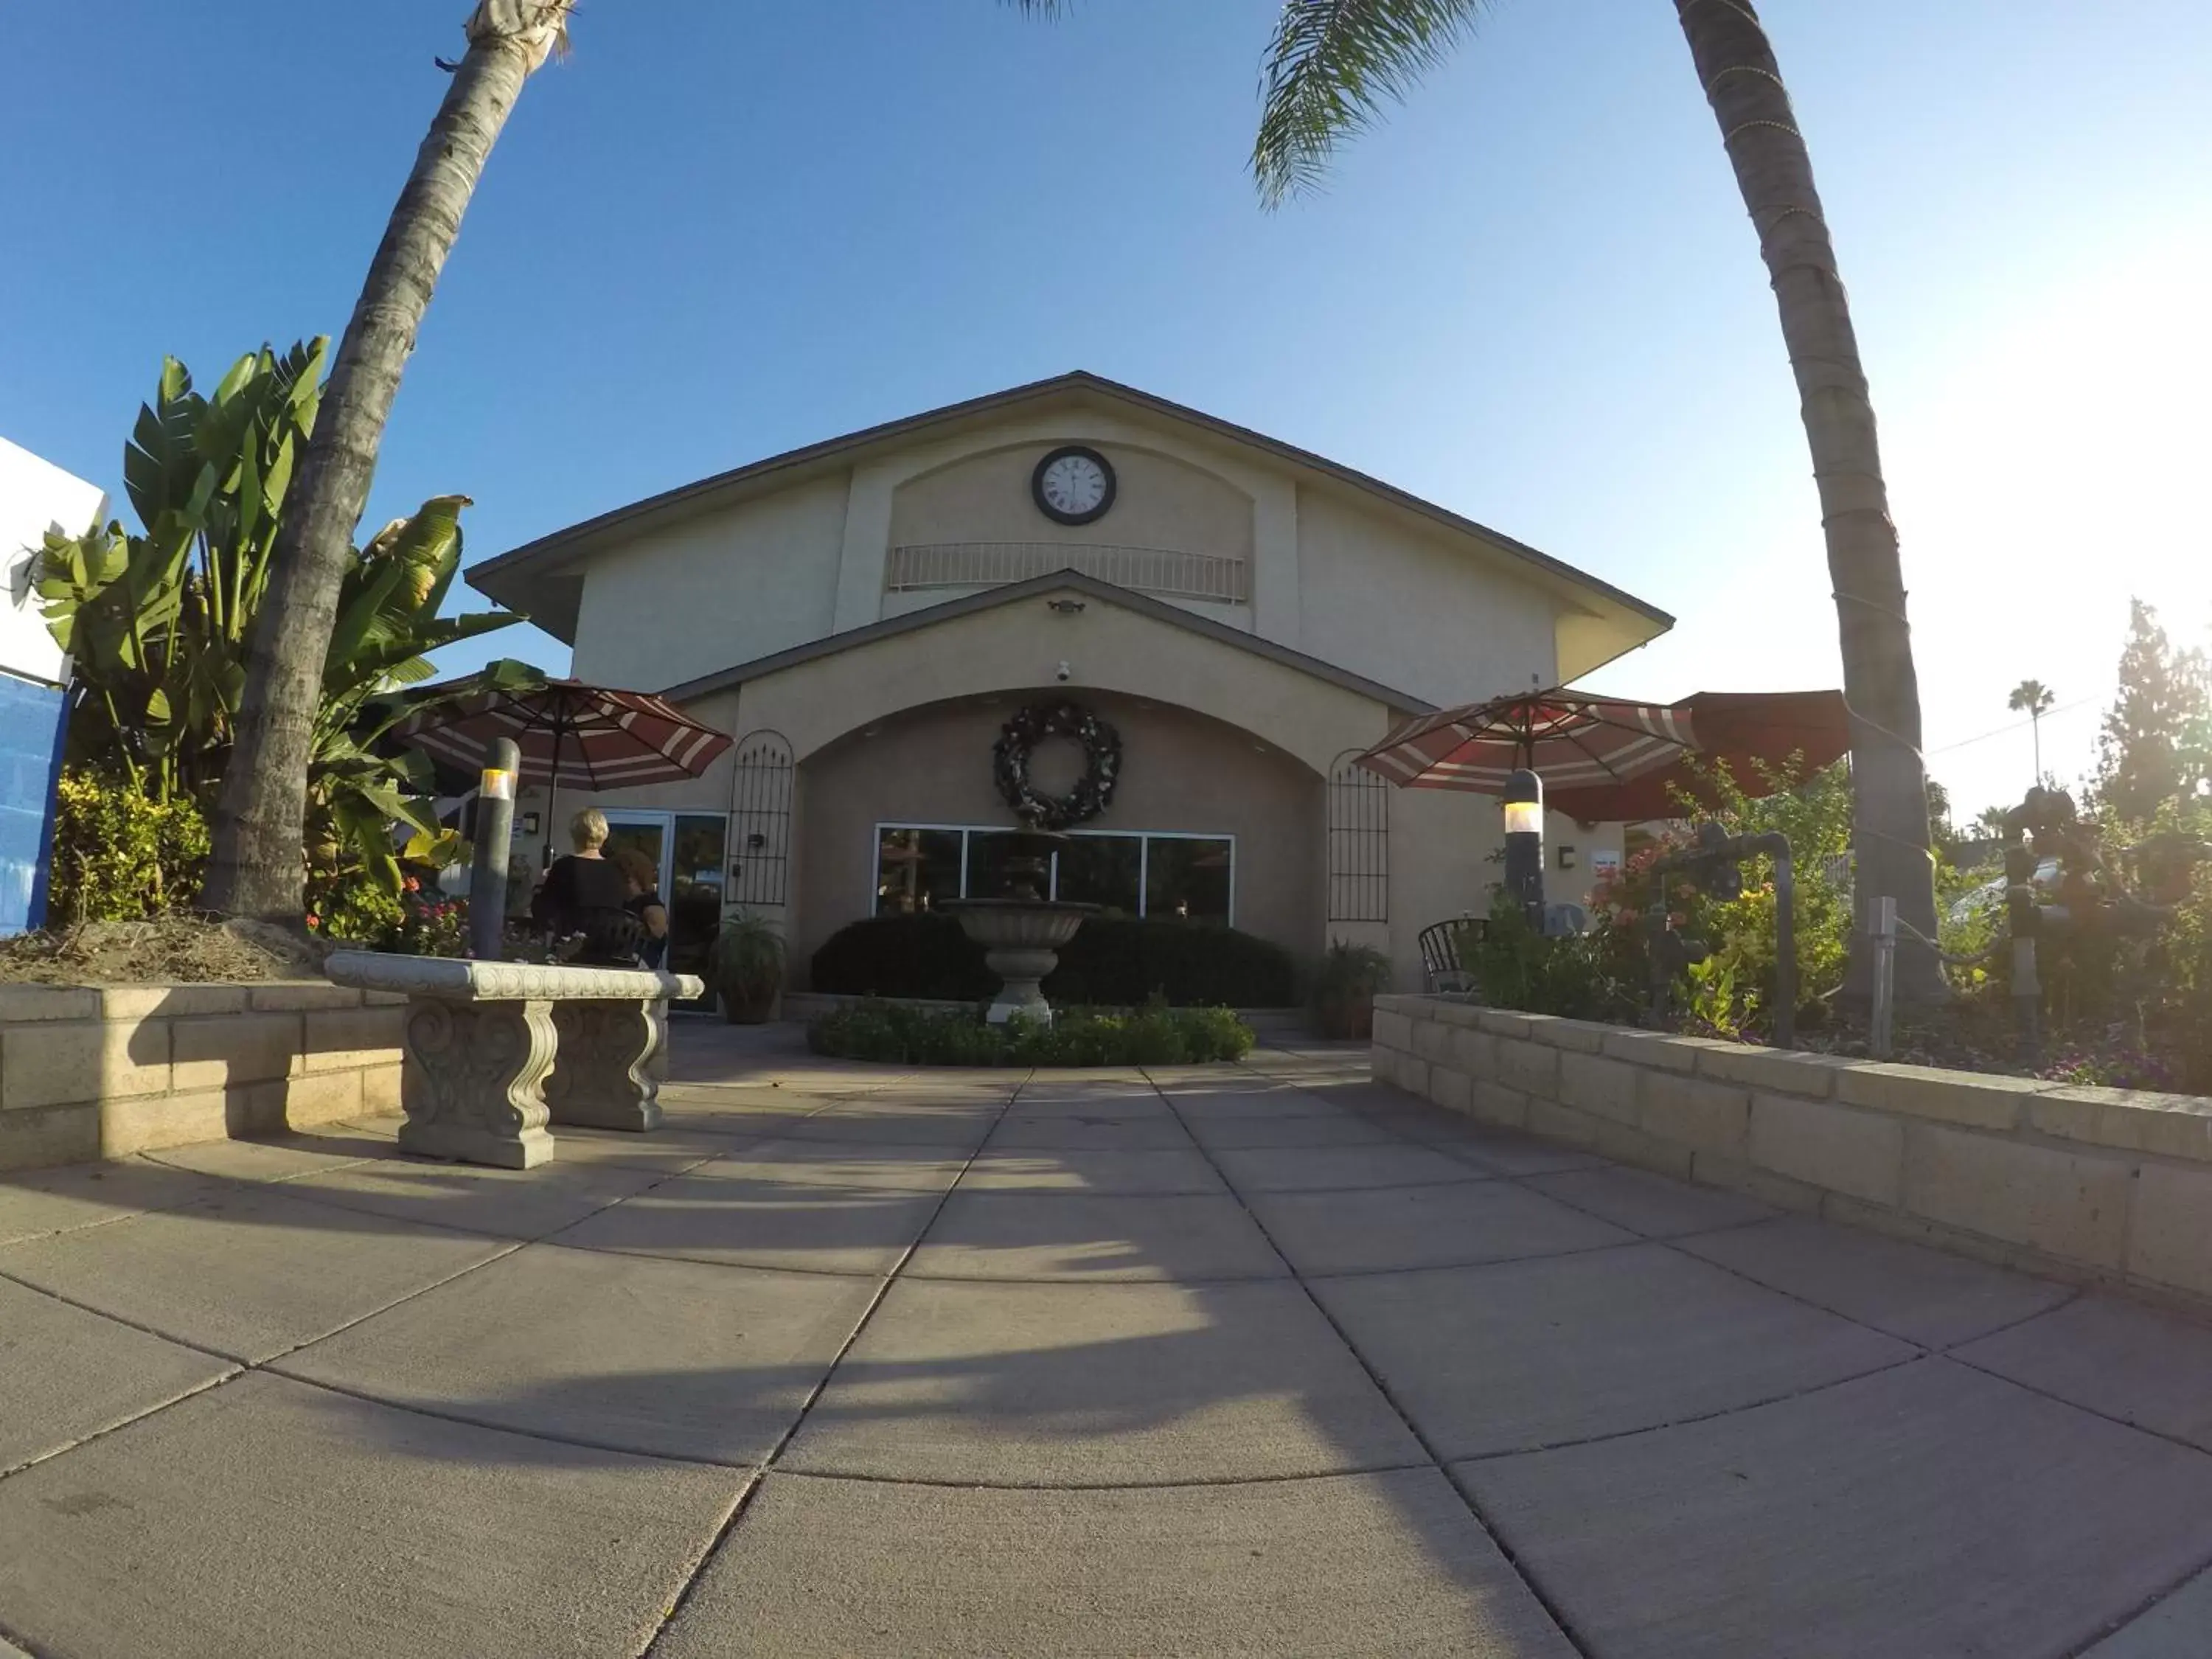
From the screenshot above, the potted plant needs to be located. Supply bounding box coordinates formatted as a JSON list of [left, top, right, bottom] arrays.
[[1310, 940, 1393, 1040], [711, 911, 785, 1024]]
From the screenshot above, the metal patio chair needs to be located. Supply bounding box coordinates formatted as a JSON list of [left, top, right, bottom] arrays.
[[1416, 917, 1486, 995]]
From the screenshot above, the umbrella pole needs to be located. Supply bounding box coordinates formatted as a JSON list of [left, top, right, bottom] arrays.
[[544, 724, 563, 869]]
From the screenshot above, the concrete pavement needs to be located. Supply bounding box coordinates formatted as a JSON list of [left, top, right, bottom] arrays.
[[1, 1023, 2210, 1655]]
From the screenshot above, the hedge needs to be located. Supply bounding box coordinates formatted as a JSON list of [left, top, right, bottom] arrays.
[[807, 1003, 1255, 1066], [810, 913, 1299, 1007]]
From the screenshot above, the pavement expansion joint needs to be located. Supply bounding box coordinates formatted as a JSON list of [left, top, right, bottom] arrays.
[[771, 1460, 1442, 1495], [1447, 1352, 1933, 1467], [2059, 1543, 2212, 1659], [636, 1068, 1029, 1656], [1141, 1068, 1601, 1658], [0, 1366, 240, 1484]]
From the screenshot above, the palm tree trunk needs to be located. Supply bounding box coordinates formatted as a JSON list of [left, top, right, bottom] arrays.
[[2031, 714, 2042, 784], [1674, 0, 1944, 1001], [202, 7, 560, 919]]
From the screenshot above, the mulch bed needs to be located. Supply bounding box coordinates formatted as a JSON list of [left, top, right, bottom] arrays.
[[0, 919, 333, 986]]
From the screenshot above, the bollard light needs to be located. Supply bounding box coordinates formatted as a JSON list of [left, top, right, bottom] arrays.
[[1502, 767, 1545, 927], [468, 740, 521, 961]]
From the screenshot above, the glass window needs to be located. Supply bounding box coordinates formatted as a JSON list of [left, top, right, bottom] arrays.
[[1144, 837, 1234, 924], [1054, 835, 1142, 913], [876, 827, 961, 914]]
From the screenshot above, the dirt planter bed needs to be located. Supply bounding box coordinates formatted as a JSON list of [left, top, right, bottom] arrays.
[[1374, 992, 2212, 1317], [0, 982, 405, 1172]]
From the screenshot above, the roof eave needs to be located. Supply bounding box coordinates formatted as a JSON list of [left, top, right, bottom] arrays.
[[658, 568, 1439, 717], [465, 370, 1671, 633]]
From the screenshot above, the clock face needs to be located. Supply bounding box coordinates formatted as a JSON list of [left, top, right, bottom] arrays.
[[1032, 445, 1116, 525]]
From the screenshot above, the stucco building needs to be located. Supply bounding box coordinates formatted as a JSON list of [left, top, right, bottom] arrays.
[[468, 373, 1672, 992]]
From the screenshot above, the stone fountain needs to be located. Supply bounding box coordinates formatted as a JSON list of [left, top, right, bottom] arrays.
[[942, 821, 1096, 1025]]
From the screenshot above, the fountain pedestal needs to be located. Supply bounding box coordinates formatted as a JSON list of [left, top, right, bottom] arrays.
[[942, 900, 1095, 1024], [941, 825, 1096, 1025]]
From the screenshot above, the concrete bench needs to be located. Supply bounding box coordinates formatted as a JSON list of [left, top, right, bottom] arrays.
[[322, 953, 705, 1169]]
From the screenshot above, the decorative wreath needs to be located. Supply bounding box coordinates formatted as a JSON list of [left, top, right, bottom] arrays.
[[993, 701, 1122, 830]]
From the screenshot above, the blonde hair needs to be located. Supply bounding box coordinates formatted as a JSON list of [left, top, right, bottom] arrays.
[[570, 807, 609, 851]]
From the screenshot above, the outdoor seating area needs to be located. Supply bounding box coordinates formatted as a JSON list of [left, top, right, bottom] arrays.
[[5, 3, 2203, 1651], [4, 1023, 2211, 1655]]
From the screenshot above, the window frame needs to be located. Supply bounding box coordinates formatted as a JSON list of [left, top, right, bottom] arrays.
[[871, 821, 1237, 926]]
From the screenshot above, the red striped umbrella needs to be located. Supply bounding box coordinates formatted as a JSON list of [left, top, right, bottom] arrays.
[[397, 678, 731, 813], [1545, 690, 1850, 821], [1358, 692, 1696, 793]]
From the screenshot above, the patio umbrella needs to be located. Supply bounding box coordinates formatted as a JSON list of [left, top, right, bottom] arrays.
[[1357, 687, 1849, 815], [1545, 690, 1850, 823], [1357, 692, 1697, 793], [397, 676, 734, 857]]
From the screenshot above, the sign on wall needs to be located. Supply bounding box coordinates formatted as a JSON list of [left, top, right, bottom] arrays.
[[0, 439, 105, 936]]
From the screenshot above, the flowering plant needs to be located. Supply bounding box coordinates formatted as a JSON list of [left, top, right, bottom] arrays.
[[386, 883, 469, 957]]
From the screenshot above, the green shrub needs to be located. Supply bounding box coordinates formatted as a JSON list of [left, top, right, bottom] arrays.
[[48, 768, 210, 925], [1469, 900, 1639, 1023], [1310, 939, 1394, 1037], [305, 877, 405, 947], [810, 915, 992, 999], [810, 913, 1298, 1007], [1052, 917, 1299, 1007], [807, 1001, 1256, 1066]]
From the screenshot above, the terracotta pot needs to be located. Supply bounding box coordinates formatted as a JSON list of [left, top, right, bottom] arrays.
[[720, 984, 779, 1025], [1312, 992, 1374, 1041]]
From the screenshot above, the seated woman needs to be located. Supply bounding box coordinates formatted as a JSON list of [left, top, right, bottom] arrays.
[[531, 808, 642, 964], [612, 846, 670, 970]]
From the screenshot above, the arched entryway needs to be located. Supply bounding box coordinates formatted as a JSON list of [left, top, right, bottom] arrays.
[[785, 689, 1326, 985]]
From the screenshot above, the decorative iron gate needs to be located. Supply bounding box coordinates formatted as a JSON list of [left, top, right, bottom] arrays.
[[728, 730, 794, 907], [1327, 750, 1390, 922]]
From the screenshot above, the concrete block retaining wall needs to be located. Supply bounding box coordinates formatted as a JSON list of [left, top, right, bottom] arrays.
[[1373, 992, 2212, 1314], [0, 984, 406, 1172]]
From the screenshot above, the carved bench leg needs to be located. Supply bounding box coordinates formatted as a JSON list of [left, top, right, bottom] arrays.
[[543, 997, 667, 1133], [397, 997, 557, 1169]]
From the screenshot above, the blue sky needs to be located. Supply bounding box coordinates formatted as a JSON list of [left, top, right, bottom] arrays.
[[4, 0, 2209, 820]]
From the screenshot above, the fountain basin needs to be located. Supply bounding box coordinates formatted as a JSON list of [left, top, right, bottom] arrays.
[[942, 899, 1097, 1025]]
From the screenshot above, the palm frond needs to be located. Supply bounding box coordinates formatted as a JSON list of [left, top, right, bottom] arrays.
[[1252, 0, 1491, 206], [1002, 0, 1078, 17]]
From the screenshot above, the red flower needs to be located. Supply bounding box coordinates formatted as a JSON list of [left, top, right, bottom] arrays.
[[305, 913, 321, 929], [403, 876, 420, 893]]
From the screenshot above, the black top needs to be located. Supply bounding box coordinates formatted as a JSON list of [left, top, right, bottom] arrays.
[[535, 855, 639, 963]]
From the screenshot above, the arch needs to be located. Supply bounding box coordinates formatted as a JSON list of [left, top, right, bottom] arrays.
[[1327, 749, 1390, 923], [737, 585, 1389, 778]]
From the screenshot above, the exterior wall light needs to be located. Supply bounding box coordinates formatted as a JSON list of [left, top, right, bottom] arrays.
[[1502, 767, 1545, 925]]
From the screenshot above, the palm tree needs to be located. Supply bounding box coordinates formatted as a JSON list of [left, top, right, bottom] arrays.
[[202, 1, 575, 920], [2008, 678, 2056, 785], [1045, 0, 1938, 997]]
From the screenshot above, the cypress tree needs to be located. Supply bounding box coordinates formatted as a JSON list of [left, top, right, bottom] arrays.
[[2097, 599, 2210, 823]]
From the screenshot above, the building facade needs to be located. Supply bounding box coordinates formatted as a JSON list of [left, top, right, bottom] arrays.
[[470, 373, 1671, 992]]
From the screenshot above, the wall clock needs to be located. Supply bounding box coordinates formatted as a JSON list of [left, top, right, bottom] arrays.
[[1031, 445, 1116, 526]]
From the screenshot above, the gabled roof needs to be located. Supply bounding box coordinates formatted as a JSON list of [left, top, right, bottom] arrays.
[[467, 370, 1672, 643], [658, 568, 1439, 716]]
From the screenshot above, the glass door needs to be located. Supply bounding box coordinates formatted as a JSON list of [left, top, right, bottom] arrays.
[[667, 814, 729, 1002], [599, 810, 726, 1010], [599, 813, 668, 894]]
